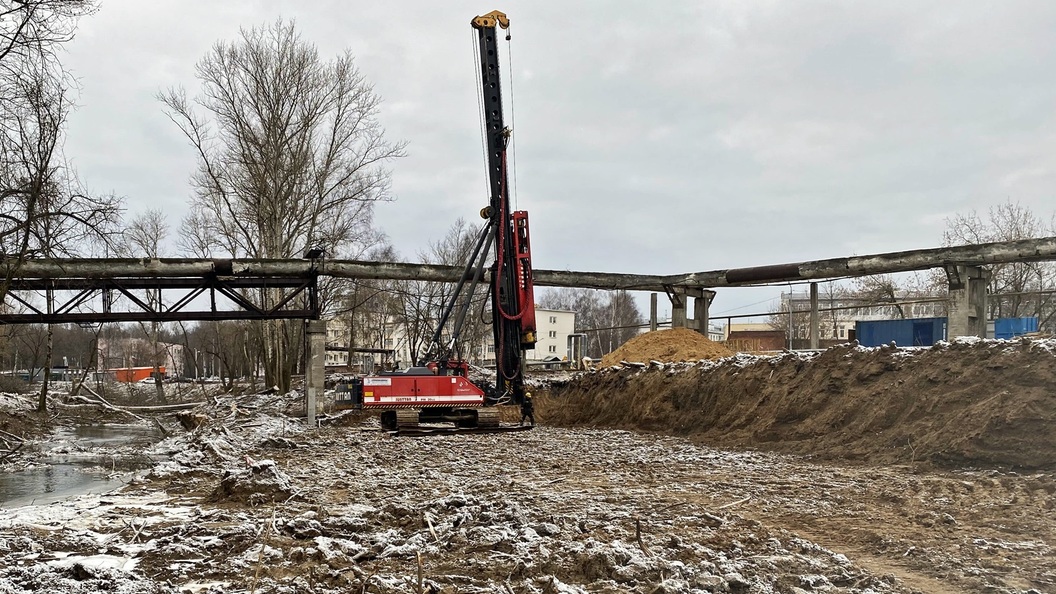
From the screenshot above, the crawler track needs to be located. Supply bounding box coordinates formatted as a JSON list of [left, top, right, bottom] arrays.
[[392, 424, 535, 437]]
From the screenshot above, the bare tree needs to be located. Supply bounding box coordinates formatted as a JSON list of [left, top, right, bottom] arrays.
[[1, 2, 119, 413], [768, 286, 847, 348], [123, 209, 169, 402], [124, 209, 167, 257], [0, 1, 96, 70], [2, 66, 120, 411], [389, 219, 486, 365], [422, 218, 492, 361], [176, 205, 219, 258], [159, 19, 405, 391], [394, 280, 438, 366], [1, 0, 105, 264], [852, 275, 907, 319], [1, 66, 121, 282], [330, 242, 401, 369], [944, 200, 1056, 327]]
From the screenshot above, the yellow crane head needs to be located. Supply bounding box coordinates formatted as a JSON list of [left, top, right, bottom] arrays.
[[471, 10, 509, 30]]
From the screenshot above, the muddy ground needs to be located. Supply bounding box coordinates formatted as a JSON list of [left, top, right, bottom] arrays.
[[0, 338, 1053, 593]]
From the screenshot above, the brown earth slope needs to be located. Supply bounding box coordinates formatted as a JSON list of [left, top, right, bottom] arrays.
[[547, 338, 1056, 469]]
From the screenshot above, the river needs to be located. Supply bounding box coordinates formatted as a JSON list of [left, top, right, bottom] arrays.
[[0, 423, 163, 507]]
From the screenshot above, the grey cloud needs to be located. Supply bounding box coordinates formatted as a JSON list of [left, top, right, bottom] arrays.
[[55, 0, 1056, 318]]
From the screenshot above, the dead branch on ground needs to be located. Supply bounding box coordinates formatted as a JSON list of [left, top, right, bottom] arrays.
[[635, 517, 652, 557], [250, 507, 277, 594], [65, 394, 146, 422], [416, 551, 424, 594], [717, 496, 751, 510]]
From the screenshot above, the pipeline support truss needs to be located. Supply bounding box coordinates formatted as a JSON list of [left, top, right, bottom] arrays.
[[0, 274, 319, 325]]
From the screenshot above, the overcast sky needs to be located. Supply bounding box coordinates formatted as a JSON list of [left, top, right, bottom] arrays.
[[60, 1, 1056, 321]]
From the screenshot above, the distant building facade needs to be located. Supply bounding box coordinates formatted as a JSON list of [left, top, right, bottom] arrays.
[[780, 290, 946, 346], [96, 337, 185, 379], [325, 317, 410, 372], [525, 308, 576, 362]]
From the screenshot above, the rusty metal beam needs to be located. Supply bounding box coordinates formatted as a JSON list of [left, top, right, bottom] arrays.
[[0, 310, 317, 324], [0, 273, 318, 325], [6, 277, 311, 291]]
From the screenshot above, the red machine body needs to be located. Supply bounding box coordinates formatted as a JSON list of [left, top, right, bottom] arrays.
[[360, 374, 485, 409]]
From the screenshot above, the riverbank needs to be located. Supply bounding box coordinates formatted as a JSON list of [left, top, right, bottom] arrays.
[[0, 381, 1052, 592]]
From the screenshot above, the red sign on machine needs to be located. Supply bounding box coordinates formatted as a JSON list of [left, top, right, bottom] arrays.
[[360, 375, 485, 408]]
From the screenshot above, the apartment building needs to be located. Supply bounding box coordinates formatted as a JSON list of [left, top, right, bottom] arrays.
[[525, 308, 576, 361]]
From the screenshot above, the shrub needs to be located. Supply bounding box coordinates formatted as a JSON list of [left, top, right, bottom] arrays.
[[0, 376, 29, 394]]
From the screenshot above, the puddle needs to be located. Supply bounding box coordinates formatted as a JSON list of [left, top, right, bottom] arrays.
[[0, 423, 163, 508], [51, 423, 162, 449]]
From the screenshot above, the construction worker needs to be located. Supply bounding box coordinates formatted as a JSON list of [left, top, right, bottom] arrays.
[[520, 392, 535, 427]]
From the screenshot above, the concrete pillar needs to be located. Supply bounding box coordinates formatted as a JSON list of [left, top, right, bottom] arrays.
[[946, 265, 989, 338], [809, 282, 819, 349], [693, 289, 715, 337], [670, 289, 687, 329], [305, 320, 327, 427], [650, 293, 658, 332], [667, 288, 715, 336]]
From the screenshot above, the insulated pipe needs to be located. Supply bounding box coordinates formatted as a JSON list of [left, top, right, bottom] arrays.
[[669, 237, 1056, 288], [6, 236, 1056, 291]]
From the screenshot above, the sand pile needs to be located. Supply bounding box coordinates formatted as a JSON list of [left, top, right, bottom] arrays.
[[599, 328, 734, 367]]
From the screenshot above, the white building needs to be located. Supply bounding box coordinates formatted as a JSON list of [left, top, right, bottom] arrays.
[[707, 323, 724, 342], [473, 307, 577, 365], [324, 317, 412, 371], [526, 307, 576, 362]]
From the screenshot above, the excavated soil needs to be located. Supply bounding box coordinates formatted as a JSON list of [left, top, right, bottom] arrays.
[[548, 338, 1056, 470], [598, 328, 734, 367], [2, 339, 1056, 592]]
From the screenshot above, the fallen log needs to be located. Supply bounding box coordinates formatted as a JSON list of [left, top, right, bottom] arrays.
[[0, 440, 24, 462], [122, 402, 204, 412], [66, 395, 146, 422]]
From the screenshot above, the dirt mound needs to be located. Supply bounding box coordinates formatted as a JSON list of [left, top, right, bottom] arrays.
[[599, 328, 734, 367], [548, 338, 1056, 469], [211, 458, 297, 505]]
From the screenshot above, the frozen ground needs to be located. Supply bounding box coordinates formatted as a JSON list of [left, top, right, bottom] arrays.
[[0, 395, 1052, 593]]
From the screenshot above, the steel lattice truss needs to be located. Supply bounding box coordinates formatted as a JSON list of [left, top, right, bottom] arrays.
[[0, 274, 319, 324]]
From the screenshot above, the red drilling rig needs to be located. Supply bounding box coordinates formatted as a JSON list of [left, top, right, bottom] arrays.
[[340, 11, 536, 433]]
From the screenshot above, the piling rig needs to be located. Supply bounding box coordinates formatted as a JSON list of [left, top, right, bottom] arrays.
[[338, 11, 537, 432]]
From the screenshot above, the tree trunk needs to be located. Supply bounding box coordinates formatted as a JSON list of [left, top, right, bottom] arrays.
[[151, 321, 167, 404], [37, 324, 53, 412]]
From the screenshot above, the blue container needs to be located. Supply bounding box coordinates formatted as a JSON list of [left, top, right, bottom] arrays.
[[855, 318, 947, 347], [994, 317, 1038, 339]]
